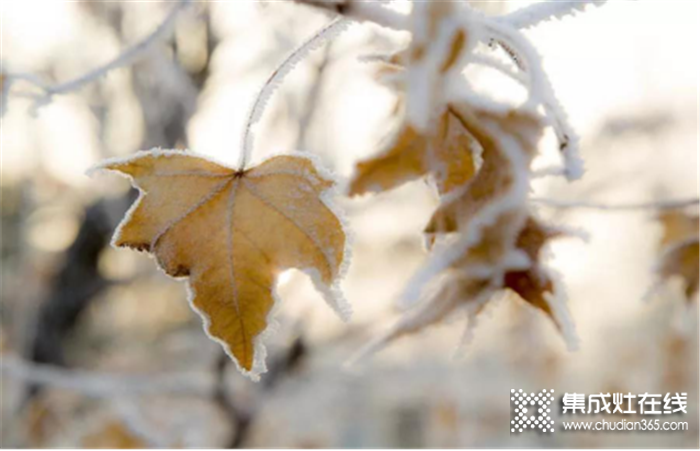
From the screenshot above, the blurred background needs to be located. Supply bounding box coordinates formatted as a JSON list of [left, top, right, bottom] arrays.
[[1, 0, 698, 448]]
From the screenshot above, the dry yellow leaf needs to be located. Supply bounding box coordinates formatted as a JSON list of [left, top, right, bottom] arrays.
[[362, 215, 571, 359], [422, 109, 570, 336], [24, 397, 56, 447], [356, 8, 472, 197], [425, 107, 541, 238], [658, 210, 698, 246], [503, 217, 561, 326], [658, 241, 699, 301], [349, 106, 477, 196], [93, 151, 350, 376], [657, 210, 699, 302], [443, 216, 565, 332], [82, 421, 147, 449]]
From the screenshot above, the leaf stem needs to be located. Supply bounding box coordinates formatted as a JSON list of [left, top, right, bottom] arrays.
[[238, 18, 349, 170]]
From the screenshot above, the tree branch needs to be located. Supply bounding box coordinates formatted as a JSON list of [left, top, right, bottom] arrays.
[[532, 197, 699, 212], [292, 0, 408, 30], [292, 0, 606, 32], [4, 0, 190, 108], [211, 352, 252, 448], [2, 355, 213, 398]]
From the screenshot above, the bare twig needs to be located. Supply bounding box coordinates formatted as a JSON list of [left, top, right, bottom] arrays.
[[211, 353, 251, 448], [214, 336, 308, 448], [532, 197, 699, 212], [295, 42, 334, 150], [4, 0, 190, 108], [2, 356, 213, 398], [2, 337, 308, 447], [23, 194, 136, 410]]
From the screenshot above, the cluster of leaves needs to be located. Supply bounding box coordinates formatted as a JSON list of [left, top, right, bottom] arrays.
[[349, 2, 577, 357]]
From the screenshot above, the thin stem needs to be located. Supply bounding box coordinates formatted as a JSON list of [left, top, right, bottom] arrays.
[[239, 18, 349, 170], [532, 197, 699, 212]]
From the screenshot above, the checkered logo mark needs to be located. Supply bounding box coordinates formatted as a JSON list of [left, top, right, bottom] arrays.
[[511, 389, 555, 434]]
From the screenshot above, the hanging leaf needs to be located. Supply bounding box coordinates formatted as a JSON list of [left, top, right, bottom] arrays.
[[351, 3, 474, 198], [425, 107, 540, 239], [349, 106, 477, 196], [92, 151, 351, 377]]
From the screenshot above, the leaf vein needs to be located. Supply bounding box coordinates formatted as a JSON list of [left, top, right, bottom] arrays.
[[241, 179, 334, 276], [150, 178, 232, 251], [227, 180, 251, 367], [148, 170, 232, 179]]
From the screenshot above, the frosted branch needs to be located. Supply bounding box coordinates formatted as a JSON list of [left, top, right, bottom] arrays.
[[500, 0, 607, 30], [4, 0, 190, 108], [294, 0, 596, 181], [483, 18, 584, 180], [467, 53, 528, 87], [294, 0, 604, 32], [292, 0, 408, 30], [1, 355, 213, 398], [532, 197, 699, 212]]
